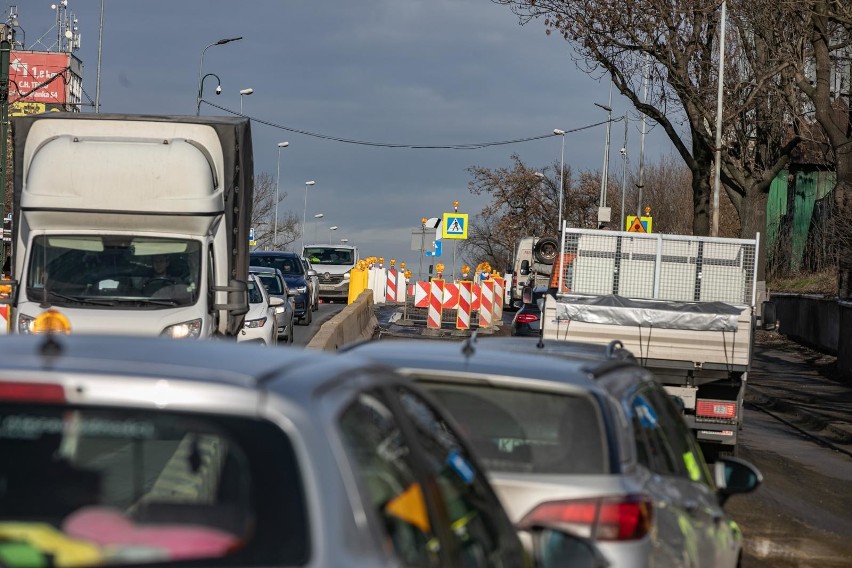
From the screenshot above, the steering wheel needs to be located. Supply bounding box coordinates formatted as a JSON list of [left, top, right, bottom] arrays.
[[142, 277, 176, 295]]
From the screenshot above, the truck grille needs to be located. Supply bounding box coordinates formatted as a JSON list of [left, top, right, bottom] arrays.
[[320, 273, 344, 284]]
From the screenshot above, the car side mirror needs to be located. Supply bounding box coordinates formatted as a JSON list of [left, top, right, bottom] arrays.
[[520, 260, 530, 276], [714, 456, 763, 506], [520, 525, 609, 568], [307, 269, 317, 277], [269, 296, 284, 307]]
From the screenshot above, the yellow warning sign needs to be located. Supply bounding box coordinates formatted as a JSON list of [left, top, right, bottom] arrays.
[[626, 215, 653, 233]]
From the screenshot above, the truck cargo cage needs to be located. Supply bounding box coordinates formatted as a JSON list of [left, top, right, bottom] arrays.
[[555, 228, 759, 308]]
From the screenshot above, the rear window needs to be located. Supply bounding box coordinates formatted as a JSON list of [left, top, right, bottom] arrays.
[[0, 404, 308, 567], [250, 255, 303, 276], [418, 381, 607, 475]]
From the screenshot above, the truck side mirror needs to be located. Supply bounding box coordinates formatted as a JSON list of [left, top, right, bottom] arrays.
[[213, 279, 249, 336], [520, 260, 530, 276]]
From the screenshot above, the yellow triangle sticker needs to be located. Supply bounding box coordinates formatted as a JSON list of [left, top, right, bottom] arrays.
[[384, 483, 431, 533]]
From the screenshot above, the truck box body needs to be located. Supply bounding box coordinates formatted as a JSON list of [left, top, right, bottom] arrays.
[[7, 113, 253, 338], [511, 236, 556, 305], [542, 227, 759, 454]]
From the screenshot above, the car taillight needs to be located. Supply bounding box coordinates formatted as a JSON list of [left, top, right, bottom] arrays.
[[0, 382, 66, 404], [696, 399, 737, 419], [519, 496, 652, 541], [515, 313, 540, 324]]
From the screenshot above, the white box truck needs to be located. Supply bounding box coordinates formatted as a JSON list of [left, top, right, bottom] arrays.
[[542, 227, 759, 460], [302, 243, 359, 301], [1, 113, 253, 338]]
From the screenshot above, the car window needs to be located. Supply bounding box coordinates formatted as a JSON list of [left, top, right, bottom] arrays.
[[247, 278, 264, 304], [255, 273, 282, 296], [419, 381, 607, 475], [644, 386, 712, 485], [0, 404, 308, 567], [395, 387, 519, 568], [250, 255, 303, 276], [339, 392, 442, 567], [630, 390, 680, 476]]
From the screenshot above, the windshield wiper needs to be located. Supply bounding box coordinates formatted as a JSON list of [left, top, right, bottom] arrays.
[[44, 290, 118, 306]]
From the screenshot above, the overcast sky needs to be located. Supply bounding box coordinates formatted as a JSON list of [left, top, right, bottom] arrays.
[[15, 0, 673, 274]]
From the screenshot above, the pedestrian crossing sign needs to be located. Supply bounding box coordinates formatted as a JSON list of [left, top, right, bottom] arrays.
[[441, 213, 468, 240]]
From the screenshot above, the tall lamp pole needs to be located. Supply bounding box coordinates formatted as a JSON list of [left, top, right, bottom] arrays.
[[711, 0, 727, 237], [553, 129, 566, 232], [328, 226, 338, 242], [273, 141, 289, 248], [301, 181, 316, 252], [195, 36, 242, 115], [595, 81, 614, 224], [313, 213, 324, 243]]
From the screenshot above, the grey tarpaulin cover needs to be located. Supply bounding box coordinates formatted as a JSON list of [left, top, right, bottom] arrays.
[[554, 295, 744, 332]]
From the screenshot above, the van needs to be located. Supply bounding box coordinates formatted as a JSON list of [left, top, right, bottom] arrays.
[[510, 236, 558, 306]]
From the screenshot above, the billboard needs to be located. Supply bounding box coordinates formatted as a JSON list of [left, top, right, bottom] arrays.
[[10, 51, 74, 106]]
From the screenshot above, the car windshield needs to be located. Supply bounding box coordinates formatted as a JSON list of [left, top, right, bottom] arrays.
[[303, 247, 354, 266], [417, 381, 607, 475], [250, 255, 303, 276], [26, 236, 201, 308], [0, 403, 308, 566]]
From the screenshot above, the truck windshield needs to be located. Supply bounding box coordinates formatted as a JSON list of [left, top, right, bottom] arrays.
[[303, 247, 354, 266], [26, 236, 202, 308]]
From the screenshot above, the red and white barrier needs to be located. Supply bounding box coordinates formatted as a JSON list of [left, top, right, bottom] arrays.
[[414, 281, 430, 308], [492, 275, 504, 321], [479, 280, 494, 328], [442, 283, 459, 309], [457, 280, 472, 330], [386, 269, 397, 303], [428, 279, 445, 330]]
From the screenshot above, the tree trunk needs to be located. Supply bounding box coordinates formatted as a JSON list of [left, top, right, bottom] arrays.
[[739, 186, 769, 281], [835, 148, 852, 299], [691, 140, 714, 236]]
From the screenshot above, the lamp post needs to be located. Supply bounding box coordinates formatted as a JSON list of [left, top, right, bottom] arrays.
[[553, 129, 566, 232], [239, 87, 253, 114], [313, 213, 324, 243], [273, 141, 289, 248], [195, 36, 242, 115], [419, 217, 427, 283], [595, 83, 614, 222], [340, 238, 349, 244], [711, 0, 727, 237], [328, 226, 338, 242], [301, 181, 316, 252]]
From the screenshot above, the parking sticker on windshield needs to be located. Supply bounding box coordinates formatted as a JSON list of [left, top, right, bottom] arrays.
[[447, 450, 475, 485]]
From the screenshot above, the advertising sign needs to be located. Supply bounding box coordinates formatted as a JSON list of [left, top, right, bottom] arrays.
[[10, 51, 71, 105]]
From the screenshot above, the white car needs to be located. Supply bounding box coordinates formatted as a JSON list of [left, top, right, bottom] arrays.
[[237, 274, 283, 346]]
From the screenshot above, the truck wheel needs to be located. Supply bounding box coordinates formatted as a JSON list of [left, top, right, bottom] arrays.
[[533, 237, 559, 265]]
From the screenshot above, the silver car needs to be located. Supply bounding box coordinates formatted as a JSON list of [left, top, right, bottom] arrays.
[[0, 333, 533, 567], [250, 265, 296, 344], [300, 256, 320, 312], [344, 337, 762, 568]]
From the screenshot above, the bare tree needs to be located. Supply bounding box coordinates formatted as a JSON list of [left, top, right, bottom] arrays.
[[250, 172, 300, 251], [494, 0, 800, 245]]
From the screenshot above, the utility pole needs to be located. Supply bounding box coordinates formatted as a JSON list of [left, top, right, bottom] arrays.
[[0, 26, 12, 271]]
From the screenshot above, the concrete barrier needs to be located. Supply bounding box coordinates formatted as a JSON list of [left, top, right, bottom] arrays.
[[306, 290, 378, 351]]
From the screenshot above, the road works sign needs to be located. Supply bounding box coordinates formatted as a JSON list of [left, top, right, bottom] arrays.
[[626, 215, 653, 233], [441, 213, 468, 240]]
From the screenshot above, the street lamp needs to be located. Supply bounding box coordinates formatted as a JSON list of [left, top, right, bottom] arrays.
[[340, 238, 349, 244], [313, 213, 324, 243], [328, 226, 339, 242], [195, 36, 242, 115], [239, 88, 253, 114], [273, 141, 289, 248], [553, 129, 566, 232], [595, 85, 613, 227], [301, 181, 316, 252]]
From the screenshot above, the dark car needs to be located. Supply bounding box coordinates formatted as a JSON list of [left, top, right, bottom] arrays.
[[511, 285, 549, 336], [250, 251, 312, 325]]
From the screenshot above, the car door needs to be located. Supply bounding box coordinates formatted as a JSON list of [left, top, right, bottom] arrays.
[[642, 386, 739, 567]]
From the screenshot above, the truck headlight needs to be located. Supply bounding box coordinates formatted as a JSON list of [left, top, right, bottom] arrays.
[[244, 317, 267, 329], [161, 318, 203, 339], [343, 271, 351, 280]]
